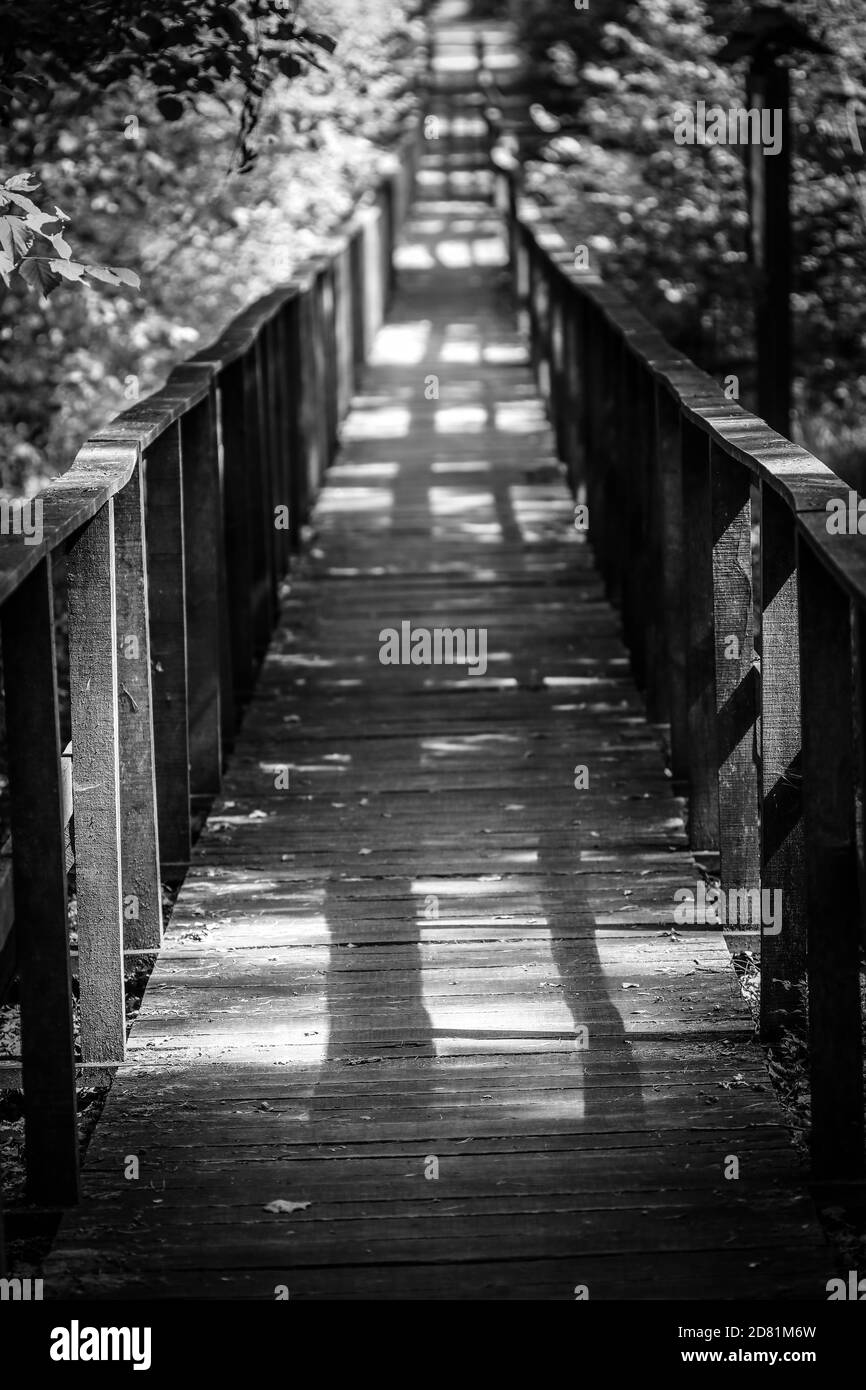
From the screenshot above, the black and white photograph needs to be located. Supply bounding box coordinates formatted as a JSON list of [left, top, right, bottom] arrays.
[[0, 0, 865, 1357]]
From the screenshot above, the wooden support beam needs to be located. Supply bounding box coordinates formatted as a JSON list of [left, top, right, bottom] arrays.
[[114, 458, 163, 950], [145, 422, 191, 883], [1, 556, 79, 1203], [182, 391, 223, 799], [760, 481, 805, 1037], [656, 387, 688, 779], [218, 360, 255, 709], [66, 502, 126, 1066], [681, 420, 719, 851], [798, 537, 864, 1177], [711, 446, 759, 890]]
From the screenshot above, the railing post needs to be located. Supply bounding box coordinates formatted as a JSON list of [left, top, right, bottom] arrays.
[[655, 386, 689, 780], [1, 555, 79, 1202], [711, 445, 760, 891], [113, 452, 163, 950], [253, 334, 279, 641], [67, 501, 126, 1066], [217, 360, 255, 711], [681, 420, 719, 850], [271, 312, 292, 579], [760, 480, 806, 1036], [243, 344, 272, 657], [145, 422, 191, 884], [798, 534, 864, 1177], [180, 380, 224, 799]]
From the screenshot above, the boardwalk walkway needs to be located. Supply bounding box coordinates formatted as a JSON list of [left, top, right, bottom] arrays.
[[46, 14, 832, 1301]]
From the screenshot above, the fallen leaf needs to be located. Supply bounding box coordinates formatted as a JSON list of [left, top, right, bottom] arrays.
[[264, 1199, 311, 1215]]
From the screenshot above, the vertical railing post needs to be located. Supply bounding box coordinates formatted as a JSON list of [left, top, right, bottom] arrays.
[[710, 445, 759, 892], [145, 422, 191, 884], [286, 297, 309, 550], [655, 387, 689, 779], [218, 359, 255, 711], [180, 381, 224, 799], [113, 451, 163, 950], [243, 345, 272, 657], [681, 420, 719, 851], [760, 480, 806, 1036], [67, 501, 126, 1066], [798, 534, 864, 1177], [1, 555, 79, 1201]]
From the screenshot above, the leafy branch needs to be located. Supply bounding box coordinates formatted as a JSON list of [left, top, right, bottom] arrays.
[[0, 173, 140, 297]]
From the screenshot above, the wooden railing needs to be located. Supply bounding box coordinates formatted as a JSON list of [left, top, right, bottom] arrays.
[[0, 125, 420, 1217], [497, 171, 866, 1185]]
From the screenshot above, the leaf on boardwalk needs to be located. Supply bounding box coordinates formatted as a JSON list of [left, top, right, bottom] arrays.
[[264, 1199, 312, 1215]]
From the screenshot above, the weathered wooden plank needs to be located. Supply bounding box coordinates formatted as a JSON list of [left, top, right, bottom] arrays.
[[181, 389, 223, 797], [711, 445, 759, 890], [681, 419, 719, 850], [66, 502, 126, 1065], [217, 359, 255, 709], [113, 457, 163, 950], [797, 535, 864, 1178], [1, 556, 79, 1202], [145, 422, 191, 881], [760, 481, 805, 1036]]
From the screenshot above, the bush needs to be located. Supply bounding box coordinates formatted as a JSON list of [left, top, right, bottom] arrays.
[[0, 0, 424, 493]]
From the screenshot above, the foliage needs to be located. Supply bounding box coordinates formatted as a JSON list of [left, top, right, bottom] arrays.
[[0, 0, 423, 493], [0, 1, 338, 172], [0, 172, 140, 296], [515, 0, 866, 481]]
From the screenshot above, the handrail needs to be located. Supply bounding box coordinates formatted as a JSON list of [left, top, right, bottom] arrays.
[[499, 173, 866, 1184], [0, 119, 422, 1209]]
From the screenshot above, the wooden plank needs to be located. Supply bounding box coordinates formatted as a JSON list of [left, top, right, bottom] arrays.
[[681, 419, 719, 850], [1, 556, 79, 1202], [245, 345, 274, 655], [711, 445, 759, 890], [181, 389, 223, 798], [797, 536, 864, 1177], [655, 384, 688, 779], [145, 422, 191, 881], [66, 502, 126, 1065], [217, 360, 255, 710], [113, 457, 163, 950], [759, 480, 805, 1036]]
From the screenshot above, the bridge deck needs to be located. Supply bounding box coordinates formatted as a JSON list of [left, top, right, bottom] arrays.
[[46, 100, 831, 1300]]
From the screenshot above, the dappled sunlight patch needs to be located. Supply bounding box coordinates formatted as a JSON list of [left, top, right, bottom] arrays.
[[370, 321, 431, 366], [495, 400, 549, 433], [431, 459, 490, 473], [429, 485, 495, 516], [483, 342, 527, 365], [326, 461, 400, 480], [393, 241, 438, 271], [439, 340, 481, 364], [433, 403, 487, 433], [317, 485, 394, 513], [341, 405, 410, 440]]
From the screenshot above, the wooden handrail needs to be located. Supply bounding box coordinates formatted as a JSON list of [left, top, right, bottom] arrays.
[[0, 120, 422, 1212], [500, 173, 866, 1184]]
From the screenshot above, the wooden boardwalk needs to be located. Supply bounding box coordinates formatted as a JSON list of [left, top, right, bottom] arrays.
[[45, 21, 832, 1302]]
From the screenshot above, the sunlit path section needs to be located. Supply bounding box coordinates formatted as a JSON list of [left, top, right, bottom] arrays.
[[46, 1, 831, 1300]]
